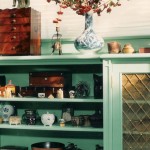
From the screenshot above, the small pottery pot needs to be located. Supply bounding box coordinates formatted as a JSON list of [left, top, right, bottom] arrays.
[[22, 109, 39, 125], [107, 41, 121, 54], [41, 112, 55, 126], [82, 115, 91, 127], [71, 115, 85, 127], [122, 43, 135, 53]]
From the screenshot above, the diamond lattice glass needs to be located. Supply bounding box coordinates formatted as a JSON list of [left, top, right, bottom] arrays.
[[122, 74, 150, 150]]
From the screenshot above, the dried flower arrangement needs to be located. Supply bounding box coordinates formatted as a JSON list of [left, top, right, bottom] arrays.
[[47, 0, 128, 26]]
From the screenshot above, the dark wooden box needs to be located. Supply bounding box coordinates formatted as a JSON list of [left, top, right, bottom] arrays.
[[0, 7, 41, 55], [28, 72, 72, 98]]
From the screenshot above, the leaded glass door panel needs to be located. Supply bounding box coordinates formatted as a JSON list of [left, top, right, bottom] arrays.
[[122, 73, 150, 150]]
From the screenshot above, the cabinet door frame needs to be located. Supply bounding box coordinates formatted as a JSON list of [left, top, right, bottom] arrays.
[[103, 58, 150, 150]]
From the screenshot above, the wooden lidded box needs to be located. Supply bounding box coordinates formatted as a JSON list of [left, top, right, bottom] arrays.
[[0, 7, 41, 55], [28, 72, 72, 97], [29, 72, 72, 87]]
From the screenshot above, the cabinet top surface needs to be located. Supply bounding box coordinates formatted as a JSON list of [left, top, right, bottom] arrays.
[[0, 53, 149, 65]]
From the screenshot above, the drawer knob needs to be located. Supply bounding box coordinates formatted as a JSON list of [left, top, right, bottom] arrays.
[[12, 36, 16, 39], [11, 14, 16, 17], [12, 27, 16, 30], [11, 19, 16, 23], [12, 46, 16, 50]]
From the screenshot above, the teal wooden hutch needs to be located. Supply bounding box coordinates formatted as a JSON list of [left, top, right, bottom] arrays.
[[0, 35, 149, 150]]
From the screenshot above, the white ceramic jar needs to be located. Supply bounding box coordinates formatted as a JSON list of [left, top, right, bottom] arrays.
[[41, 112, 55, 126]]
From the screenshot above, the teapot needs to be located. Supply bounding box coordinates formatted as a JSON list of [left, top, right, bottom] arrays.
[[41, 112, 55, 126]]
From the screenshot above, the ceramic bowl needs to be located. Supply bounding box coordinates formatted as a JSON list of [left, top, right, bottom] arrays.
[[31, 142, 65, 150]]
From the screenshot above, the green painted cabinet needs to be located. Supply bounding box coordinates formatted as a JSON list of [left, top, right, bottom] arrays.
[[0, 55, 103, 150], [0, 53, 149, 150], [103, 54, 150, 150]]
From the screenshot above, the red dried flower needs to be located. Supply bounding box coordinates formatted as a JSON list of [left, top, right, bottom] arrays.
[[53, 20, 58, 23], [57, 11, 63, 15], [47, 0, 128, 16], [56, 18, 62, 21], [60, 4, 67, 8], [107, 7, 112, 13]]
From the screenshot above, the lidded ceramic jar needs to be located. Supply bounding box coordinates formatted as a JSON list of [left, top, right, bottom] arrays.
[[22, 109, 39, 125], [41, 112, 55, 126], [0, 103, 15, 122], [122, 43, 135, 53]]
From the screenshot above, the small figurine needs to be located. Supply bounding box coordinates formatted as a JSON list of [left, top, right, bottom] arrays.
[[48, 94, 54, 99], [4, 88, 12, 98], [62, 108, 72, 122], [69, 90, 75, 99], [13, 0, 30, 8], [51, 27, 62, 55], [57, 88, 63, 99]]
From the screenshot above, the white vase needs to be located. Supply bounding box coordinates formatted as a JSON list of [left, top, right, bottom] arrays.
[[74, 12, 104, 54]]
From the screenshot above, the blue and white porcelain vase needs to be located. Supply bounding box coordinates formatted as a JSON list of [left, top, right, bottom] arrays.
[[74, 12, 104, 54]]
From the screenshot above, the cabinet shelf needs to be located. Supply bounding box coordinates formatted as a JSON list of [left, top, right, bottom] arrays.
[[0, 97, 103, 103], [0, 124, 103, 133], [0, 55, 102, 65], [123, 100, 150, 104], [124, 131, 150, 135]]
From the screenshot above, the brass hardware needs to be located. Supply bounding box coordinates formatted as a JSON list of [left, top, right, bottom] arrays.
[[12, 46, 16, 50], [12, 27, 16, 30], [12, 36, 16, 39], [11, 19, 16, 23], [11, 13, 16, 17]]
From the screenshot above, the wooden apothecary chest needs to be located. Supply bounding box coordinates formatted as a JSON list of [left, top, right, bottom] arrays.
[[0, 7, 41, 55]]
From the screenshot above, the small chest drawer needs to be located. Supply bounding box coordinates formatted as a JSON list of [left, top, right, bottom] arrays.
[[0, 32, 30, 42], [0, 8, 30, 18], [0, 7, 41, 56], [0, 25, 30, 32], [0, 17, 30, 25], [0, 42, 30, 55]]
